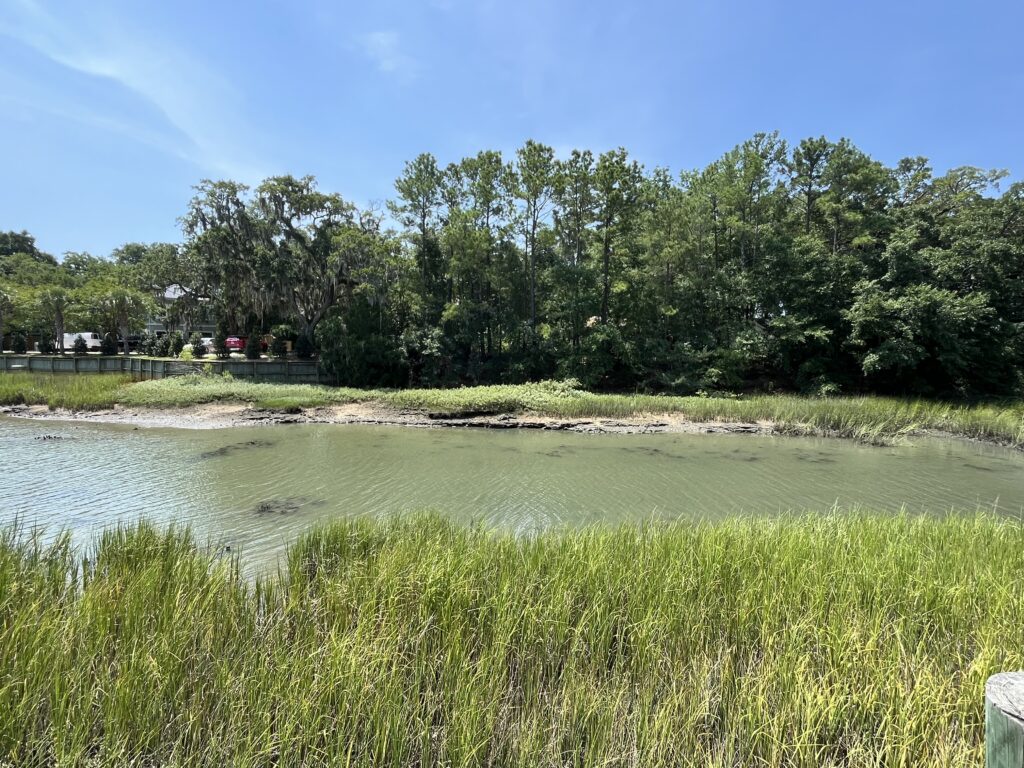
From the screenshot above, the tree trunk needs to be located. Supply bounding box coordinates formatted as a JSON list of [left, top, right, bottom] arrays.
[[601, 225, 611, 323], [55, 309, 65, 355], [529, 214, 537, 328], [120, 322, 131, 358], [301, 317, 315, 351]]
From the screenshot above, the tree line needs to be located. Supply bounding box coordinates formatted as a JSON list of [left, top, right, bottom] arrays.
[[2, 132, 1022, 396]]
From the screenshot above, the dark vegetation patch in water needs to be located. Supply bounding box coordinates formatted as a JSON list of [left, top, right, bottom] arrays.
[[254, 497, 325, 516], [199, 440, 276, 459]]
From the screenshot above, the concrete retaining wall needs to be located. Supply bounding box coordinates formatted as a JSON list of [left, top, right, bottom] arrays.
[[0, 355, 324, 384]]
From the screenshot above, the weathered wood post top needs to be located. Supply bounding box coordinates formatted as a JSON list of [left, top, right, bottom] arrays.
[[987, 672, 1024, 767]]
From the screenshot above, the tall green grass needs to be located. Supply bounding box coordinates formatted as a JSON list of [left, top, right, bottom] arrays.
[[118, 374, 375, 410], [0, 373, 129, 410], [0, 514, 1021, 766]]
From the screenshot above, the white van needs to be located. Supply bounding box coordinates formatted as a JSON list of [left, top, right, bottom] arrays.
[[61, 332, 102, 351]]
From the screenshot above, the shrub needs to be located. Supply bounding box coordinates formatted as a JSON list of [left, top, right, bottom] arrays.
[[166, 331, 185, 358], [213, 330, 230, 360], [37, 336, 55, 355], [138, 331, 156, 356], [72, 335, 89, 356], [294, 333, 315, 360], [189, 333, 207, 359], [269, 332, 288, 358], [244, 333, 262, 360], [270, 324, 295, 359], [817, 381, 842, 398], [100, 333, 118, 356], [318, 318, 407, 387], [153, 334, 171, 358], [11, 333, 27, 354]]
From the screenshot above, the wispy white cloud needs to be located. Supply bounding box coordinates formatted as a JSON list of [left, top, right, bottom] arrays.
[[0, 0, 267, 181], [359, 30, 418, 80]]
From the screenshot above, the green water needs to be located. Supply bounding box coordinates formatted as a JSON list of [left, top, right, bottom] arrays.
[[2, 416, 1022, 568]]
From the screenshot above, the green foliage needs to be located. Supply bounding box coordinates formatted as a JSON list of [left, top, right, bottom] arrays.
[[137, 330, 156, 356], [100, 332, 118, 356], [213, 329, 230, 359], [269, 324, 292, 358], [165, 330, 184, 357], [36, 336, 54, 355], [71, 335, 89, 355], [317, 316, 408, 387], [0, 514, 1022, 766], [10, 333, 26, 353], [244, 332, 261, 360], [269, 335, 288, 358], [188, 332, 207, 359], [6, 133, 1024, 397], [152, 333, 170, 358], [294, 332, 315, 360]]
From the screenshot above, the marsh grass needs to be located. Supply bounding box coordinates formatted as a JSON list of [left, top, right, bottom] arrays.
[[0, 513, 1021, 767], [3, 373, 1023, 447], [117, 375, 375, 410], [0, 373, 129, 410]]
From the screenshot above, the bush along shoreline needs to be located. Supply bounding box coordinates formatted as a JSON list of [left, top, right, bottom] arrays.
[[0, 513, 1021, 767], [1, 372, 1024, 448]]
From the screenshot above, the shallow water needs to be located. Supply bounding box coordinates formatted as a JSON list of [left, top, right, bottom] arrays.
[[2, 416, 1022, 568]]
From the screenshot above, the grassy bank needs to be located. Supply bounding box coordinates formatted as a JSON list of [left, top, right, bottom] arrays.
[[2, 372, 1024, 446], [0, 372, 129, 410], [1, 514, 1021, 766]]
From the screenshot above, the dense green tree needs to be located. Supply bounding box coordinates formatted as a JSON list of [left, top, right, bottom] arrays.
[[99, 286, 153, 357], [511, 141, 556, 330], [36, 286, 72, 354], [0, 287, 12, 350], [181, 180, 266, 332], [551, 149, 597, 357], [389, 154, 446, 326], [255, 175, 365, 346], [7, 134, 1023, 397]]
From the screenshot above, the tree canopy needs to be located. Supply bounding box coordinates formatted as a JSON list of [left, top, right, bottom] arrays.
[[3, 133, 1022, 397]]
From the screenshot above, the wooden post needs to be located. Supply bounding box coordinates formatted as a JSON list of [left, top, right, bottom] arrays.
[[987, 672, 1024, 767]]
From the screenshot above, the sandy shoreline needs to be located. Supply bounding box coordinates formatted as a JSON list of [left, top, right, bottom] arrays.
[[0, 402, 773, 436]]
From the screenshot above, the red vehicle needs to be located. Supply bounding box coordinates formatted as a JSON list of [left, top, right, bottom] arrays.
[[225, 336, 268, 352]]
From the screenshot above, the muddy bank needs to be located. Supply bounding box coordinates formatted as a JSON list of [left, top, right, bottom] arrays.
[[0, 402, 773, 436], [8, 402, 1009, 449]]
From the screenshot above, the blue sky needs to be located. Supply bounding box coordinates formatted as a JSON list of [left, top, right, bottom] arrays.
[[2, 0, 1022, 257]]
